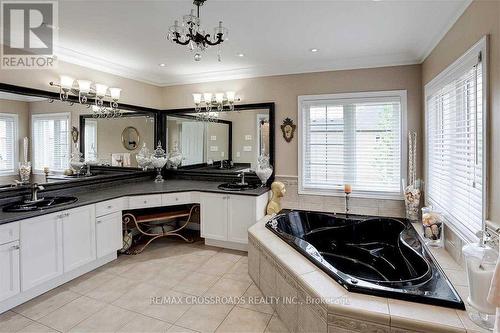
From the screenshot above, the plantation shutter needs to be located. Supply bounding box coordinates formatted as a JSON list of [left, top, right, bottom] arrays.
[[32, 114, 70, 172], [0, 114, 17, 174]]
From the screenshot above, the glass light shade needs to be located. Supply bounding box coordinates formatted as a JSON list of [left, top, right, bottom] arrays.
[[203, 93, 213, 103], [214, 21, 228, 40], [109, 87, 121, 100], [215, 93, 224, 103], [60, 75, 74, 90], [226, 91, 236, 102], [193, 93, 202, 104], [95, 84, 108, 98], [77, 80, 92, 94]]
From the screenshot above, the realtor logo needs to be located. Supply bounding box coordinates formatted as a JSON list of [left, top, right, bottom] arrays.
[[1, 0, 58, 69]]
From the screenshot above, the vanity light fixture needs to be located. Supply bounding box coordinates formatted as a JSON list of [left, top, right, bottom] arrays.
[[50, 75, 123, 118], [192, 91, 239, 114]]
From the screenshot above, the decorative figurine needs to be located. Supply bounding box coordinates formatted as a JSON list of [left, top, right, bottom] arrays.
[[266, 181, 286, 215], [136, 142, 151, 170], [255, 155, 273, 186], [167, 141, 183, 169], [280, 118, 296, 143], [150, 141, 168, 183]]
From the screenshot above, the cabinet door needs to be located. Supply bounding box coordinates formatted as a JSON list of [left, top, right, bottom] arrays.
[[96, 211, 122, 258], [62, 205, 96, 272], [21, 213, 63, 291], [0, 241, 20, 301], [228, 195, 256, 244], [200, 193, 228, 241]]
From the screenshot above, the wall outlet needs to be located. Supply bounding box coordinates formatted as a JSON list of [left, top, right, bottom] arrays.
[[210, 146, 218, 152], [243, 146, 252, 152], [221, 151, 225, 157], [210, 135, 217, 141], [245, 135, 252, 141], [236, 152, 241, 157]]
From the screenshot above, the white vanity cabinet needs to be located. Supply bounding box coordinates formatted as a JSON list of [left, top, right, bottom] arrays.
[[96, 211, 122, 258], [0, 222, 20, 302], [20, 212, 64, 291], [200, 192, 268, 249], [62, 205, 96, 272]]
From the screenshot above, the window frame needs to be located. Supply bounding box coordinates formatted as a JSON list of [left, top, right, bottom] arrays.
[[298, 90, 408, 200], [0, 113, 19, 176], [424, 36, 488, 243], [31, 112, 71, 174]]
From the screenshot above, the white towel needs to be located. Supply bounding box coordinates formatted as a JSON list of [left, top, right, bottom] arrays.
[[122, 153, 131, 167], [487, 246, 500, 332]]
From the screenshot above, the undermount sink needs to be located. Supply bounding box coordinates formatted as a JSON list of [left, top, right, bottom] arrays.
[[3, 196, 78, 212], [218, 182, 260, 191]]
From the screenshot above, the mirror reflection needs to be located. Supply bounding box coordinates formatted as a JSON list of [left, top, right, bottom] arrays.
[[0, 91, 155, 189], [166, 108, 270, 171]]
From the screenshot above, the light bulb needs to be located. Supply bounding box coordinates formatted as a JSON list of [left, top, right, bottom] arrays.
[[203, 93, 212, 103], [193, 93, 202, 104], [109, 87, 121, 101], [226, 91, 235, 103], [215, 93, 224, 104], [95, 84, 108, 98], [60, 75, 74, 90], [77, 80, 91, 94]]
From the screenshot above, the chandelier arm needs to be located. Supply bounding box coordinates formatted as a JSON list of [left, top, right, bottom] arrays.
[[172, 32, 191, 46], [204, 33, 224, 46]]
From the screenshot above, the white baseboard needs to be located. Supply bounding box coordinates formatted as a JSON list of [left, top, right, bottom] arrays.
[[0, 252, 117, 314], [205, 239, 248, 252]]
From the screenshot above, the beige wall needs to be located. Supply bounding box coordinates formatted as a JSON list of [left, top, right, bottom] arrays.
[[161, 65, 423, 178], [422, 0, 500, 225], [0, 58, 163, 109]]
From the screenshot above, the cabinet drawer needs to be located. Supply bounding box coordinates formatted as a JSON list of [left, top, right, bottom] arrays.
[[162, 192, 193, 206], [96, 198, 126, 217], [0, 222, 19, 245], [128, 194, 162, 209]]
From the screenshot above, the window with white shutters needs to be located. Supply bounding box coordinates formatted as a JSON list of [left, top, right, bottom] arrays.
[[298, 91, 407, 199], [32, 113, 70, 173], [425, 37, 487, 241], [0, 114, 18, 175]]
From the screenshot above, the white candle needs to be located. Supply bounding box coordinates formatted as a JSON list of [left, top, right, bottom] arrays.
[[344, 184, 352, 194], [23, 137, 28, 163]]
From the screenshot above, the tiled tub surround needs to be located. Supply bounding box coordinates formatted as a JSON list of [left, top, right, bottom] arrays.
[[248, 215, 489, 333], [275, 176, 406, 218]]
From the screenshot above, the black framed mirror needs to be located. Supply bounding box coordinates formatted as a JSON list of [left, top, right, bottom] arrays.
[[161, 103, 275, 180]]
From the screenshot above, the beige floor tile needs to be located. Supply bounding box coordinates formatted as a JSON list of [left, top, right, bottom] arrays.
[[148, 267, 195, 289], [167, 325, 199, 333], [69, 304, 135, 332], [85, 275, 138, 303], [64, 270, 114, 295], [121, 261, 165, 282], [204, 278, 251, 298], [37, 296, 106, 332], [98, 257, 138, 276], [238, 284, 274, 315], [175, 304, 234, 333], [223, 259, 253, 283], [16, 322, 58, 333], [172, 272, 220, 296], [0, 311, 34, 333], [196, 254, 241, 276], [117, 313, 171, 333], [216, 307, 271, 333], [113, 283, 192, 323], [264, 316, 289, 333], [13, 287, 80, 320]]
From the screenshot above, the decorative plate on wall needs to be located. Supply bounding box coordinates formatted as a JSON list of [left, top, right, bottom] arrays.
[[281, 118, 296, 143]]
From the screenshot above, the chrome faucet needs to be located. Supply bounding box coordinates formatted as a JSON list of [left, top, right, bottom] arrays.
[[237, 171, 248, 186], [27, 183, 44, 203], [85, 163, 91, 176]]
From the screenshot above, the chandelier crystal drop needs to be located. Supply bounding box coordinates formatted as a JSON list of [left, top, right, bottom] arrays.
[[167, 0, 228, 62]]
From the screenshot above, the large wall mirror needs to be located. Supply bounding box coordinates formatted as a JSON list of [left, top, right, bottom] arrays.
[[80, 112, 155, 167], [163, 103, 275, 174], [0, 84, 157, 190]]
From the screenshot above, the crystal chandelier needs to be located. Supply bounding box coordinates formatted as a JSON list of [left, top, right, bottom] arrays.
[[167, 0, 228, 62], [49, 75, 122, 118]]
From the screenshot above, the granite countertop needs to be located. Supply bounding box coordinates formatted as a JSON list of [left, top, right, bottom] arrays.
[[0, 179, 269, 225]]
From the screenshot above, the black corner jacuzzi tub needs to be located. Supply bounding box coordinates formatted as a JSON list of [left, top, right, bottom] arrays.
[[266, 209, 465, 310]]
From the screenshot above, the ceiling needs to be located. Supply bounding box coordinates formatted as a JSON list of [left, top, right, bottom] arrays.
[[54, 0, 471, 87]]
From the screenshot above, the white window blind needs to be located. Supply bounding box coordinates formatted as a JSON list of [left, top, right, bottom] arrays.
[[0, 114, 18, 175], [425, 38, 486, 240], [299, 91, 406, 198], [84, 119, 98, 161], [32, 113, 70, 172]]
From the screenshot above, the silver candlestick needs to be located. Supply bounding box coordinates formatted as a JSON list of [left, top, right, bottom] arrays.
[[345, 192, 350, 217]]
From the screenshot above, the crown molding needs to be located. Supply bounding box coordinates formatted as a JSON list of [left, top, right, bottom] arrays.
[[418, 0, 473, 63]]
